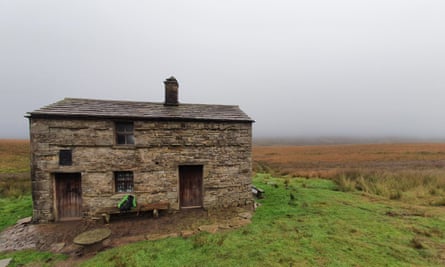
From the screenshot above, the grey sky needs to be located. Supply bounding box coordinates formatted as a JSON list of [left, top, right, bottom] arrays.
[[1, 1, 444, 139]]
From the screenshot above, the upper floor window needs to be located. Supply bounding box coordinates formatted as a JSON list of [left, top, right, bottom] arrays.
[[115, 122, 134, 145], [59, 150, 72, 166]]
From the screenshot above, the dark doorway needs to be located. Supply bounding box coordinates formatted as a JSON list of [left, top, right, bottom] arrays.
[[179, 165, 203, 208], [55, 173, 82, 221]]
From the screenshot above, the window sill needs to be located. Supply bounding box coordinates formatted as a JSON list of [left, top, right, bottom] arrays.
[[112, 145, 136, 150]]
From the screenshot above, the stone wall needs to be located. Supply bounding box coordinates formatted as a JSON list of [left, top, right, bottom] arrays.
[[29, 118, 253, 222]]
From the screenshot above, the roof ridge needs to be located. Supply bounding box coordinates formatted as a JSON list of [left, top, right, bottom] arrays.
[[27, 98, 254, 122], [61, 97, 240, 108]]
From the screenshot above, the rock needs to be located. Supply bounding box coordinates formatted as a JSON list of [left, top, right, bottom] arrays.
[[238, 212, 252, 220], [229, 218, 251, 228], [180, 230, 195, 238], [198, 224, 219, 234], [0, 258, 12, 267], [50, 242, 65, 252], [102, 238, 112, 248], [61, 243, 83, 255], [17, 217, 32, 225], [146, 233, 179, 241], [73, 228, 112, 245], [218, 224, 231, 230]]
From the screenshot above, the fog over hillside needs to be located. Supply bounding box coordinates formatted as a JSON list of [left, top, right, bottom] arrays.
[[1, 1, 444, 139]]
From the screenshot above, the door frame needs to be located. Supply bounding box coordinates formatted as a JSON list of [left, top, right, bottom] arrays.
[[178, 165, 204, 209], [53, 172, 82, 221]]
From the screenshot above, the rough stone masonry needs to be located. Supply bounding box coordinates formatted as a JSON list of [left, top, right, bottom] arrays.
[[27, 77, 254, 223]]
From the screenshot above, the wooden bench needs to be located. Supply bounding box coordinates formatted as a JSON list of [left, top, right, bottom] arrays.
[[97, 202, 170, 224]]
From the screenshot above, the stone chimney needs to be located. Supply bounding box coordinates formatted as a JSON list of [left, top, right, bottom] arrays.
[[164, 76, 179, 106]]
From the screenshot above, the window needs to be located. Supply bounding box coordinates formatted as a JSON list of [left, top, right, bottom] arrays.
[[115, 171, 134, 192], [115, 122, 135, 145], [59, 150, 72, 166]]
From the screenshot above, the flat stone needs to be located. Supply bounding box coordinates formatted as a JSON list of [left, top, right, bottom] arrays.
[[238, 212, 252, 220], [61, 243, 83, 254], [218, 224, 231, 230], [229, 218, 251, 228], [73, 228, 112, 245], [50, 242, 65, 252], [180, 230, 195, 238], [0, 258, 12, 267], [17, 217, 32, 225], [198, 224, 219, 234], [146, 233, 179, 241]]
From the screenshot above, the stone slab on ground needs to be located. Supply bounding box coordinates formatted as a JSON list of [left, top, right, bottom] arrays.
[[0, 258, 12, 267], [73, 228, 112, 245], [238, 212, 252, 220], [198, 224, 219, 234], [146, 233, 179, 241], [16, 217, 32, 225], [180, 230, 195, 238], [50, 242, 65, 253]]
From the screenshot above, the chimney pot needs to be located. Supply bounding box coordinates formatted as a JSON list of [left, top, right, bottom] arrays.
[[164, 76, 179, 106]]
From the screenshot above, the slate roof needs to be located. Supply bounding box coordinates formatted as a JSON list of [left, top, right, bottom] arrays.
[[27, 98, 254, 122]]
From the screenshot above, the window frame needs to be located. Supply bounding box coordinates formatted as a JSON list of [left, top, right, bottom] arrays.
[[59, 149, 73, 166], [114, 171, 134, 193], [115, 122, 135, 145]]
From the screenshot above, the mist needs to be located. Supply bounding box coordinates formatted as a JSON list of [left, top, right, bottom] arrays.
[[1, 1, 444, 140]]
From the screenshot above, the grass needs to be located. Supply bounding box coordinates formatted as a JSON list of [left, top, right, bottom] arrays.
[[0, 196, 68, 267], [0, 250, 67, 267], [0, 140, 29, 174], [254, 144, 445, 205], [1, 140, 445, 265], [0, 140, 31, 198], [81, 174, 445, 266], [0, 195, 32, 232], [253, 143, 445, 178]]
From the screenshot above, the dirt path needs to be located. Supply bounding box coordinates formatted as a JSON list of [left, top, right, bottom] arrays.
[[0, 208, 252, 264]]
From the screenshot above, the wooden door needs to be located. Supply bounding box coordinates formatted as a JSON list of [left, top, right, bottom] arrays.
[[179, 165, 203, 208], [55, 173, 82, 220]]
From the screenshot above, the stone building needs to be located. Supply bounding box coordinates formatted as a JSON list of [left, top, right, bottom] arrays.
[[26, 77, 254, 223]]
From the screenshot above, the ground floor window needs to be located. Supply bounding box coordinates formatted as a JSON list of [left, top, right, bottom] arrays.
[[114, 171, 134, 192]]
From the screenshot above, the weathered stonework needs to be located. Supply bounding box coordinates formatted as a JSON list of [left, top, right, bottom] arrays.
[[29, 118, 253, 223]]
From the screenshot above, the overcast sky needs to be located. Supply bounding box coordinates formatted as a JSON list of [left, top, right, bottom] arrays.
[[1, 1, 444, 139]]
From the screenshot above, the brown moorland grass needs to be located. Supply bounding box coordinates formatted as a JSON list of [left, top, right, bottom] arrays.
[[0, 139, 30, 173], [253, 143, 445, 177], [0, 140, 30, 197], [253, 143, 445, 205]]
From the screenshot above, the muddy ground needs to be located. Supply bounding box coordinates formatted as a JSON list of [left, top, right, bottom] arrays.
[[0, 207, 252, 264]]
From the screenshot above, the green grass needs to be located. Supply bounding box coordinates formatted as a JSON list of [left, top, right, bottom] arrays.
[[0, 195, 32, 232], [0, 250, 67, 267], [81, 174, 445, 266], [0, 196, 68, 267]]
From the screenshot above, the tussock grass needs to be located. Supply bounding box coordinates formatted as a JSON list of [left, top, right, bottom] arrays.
[[0, 140, 31, 198], [0, 140, 29, 174], [0, 195, 32, 232], [332, 169, 445, 205], [0, 173, 31, 198], [254, 144, 445, 205]]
